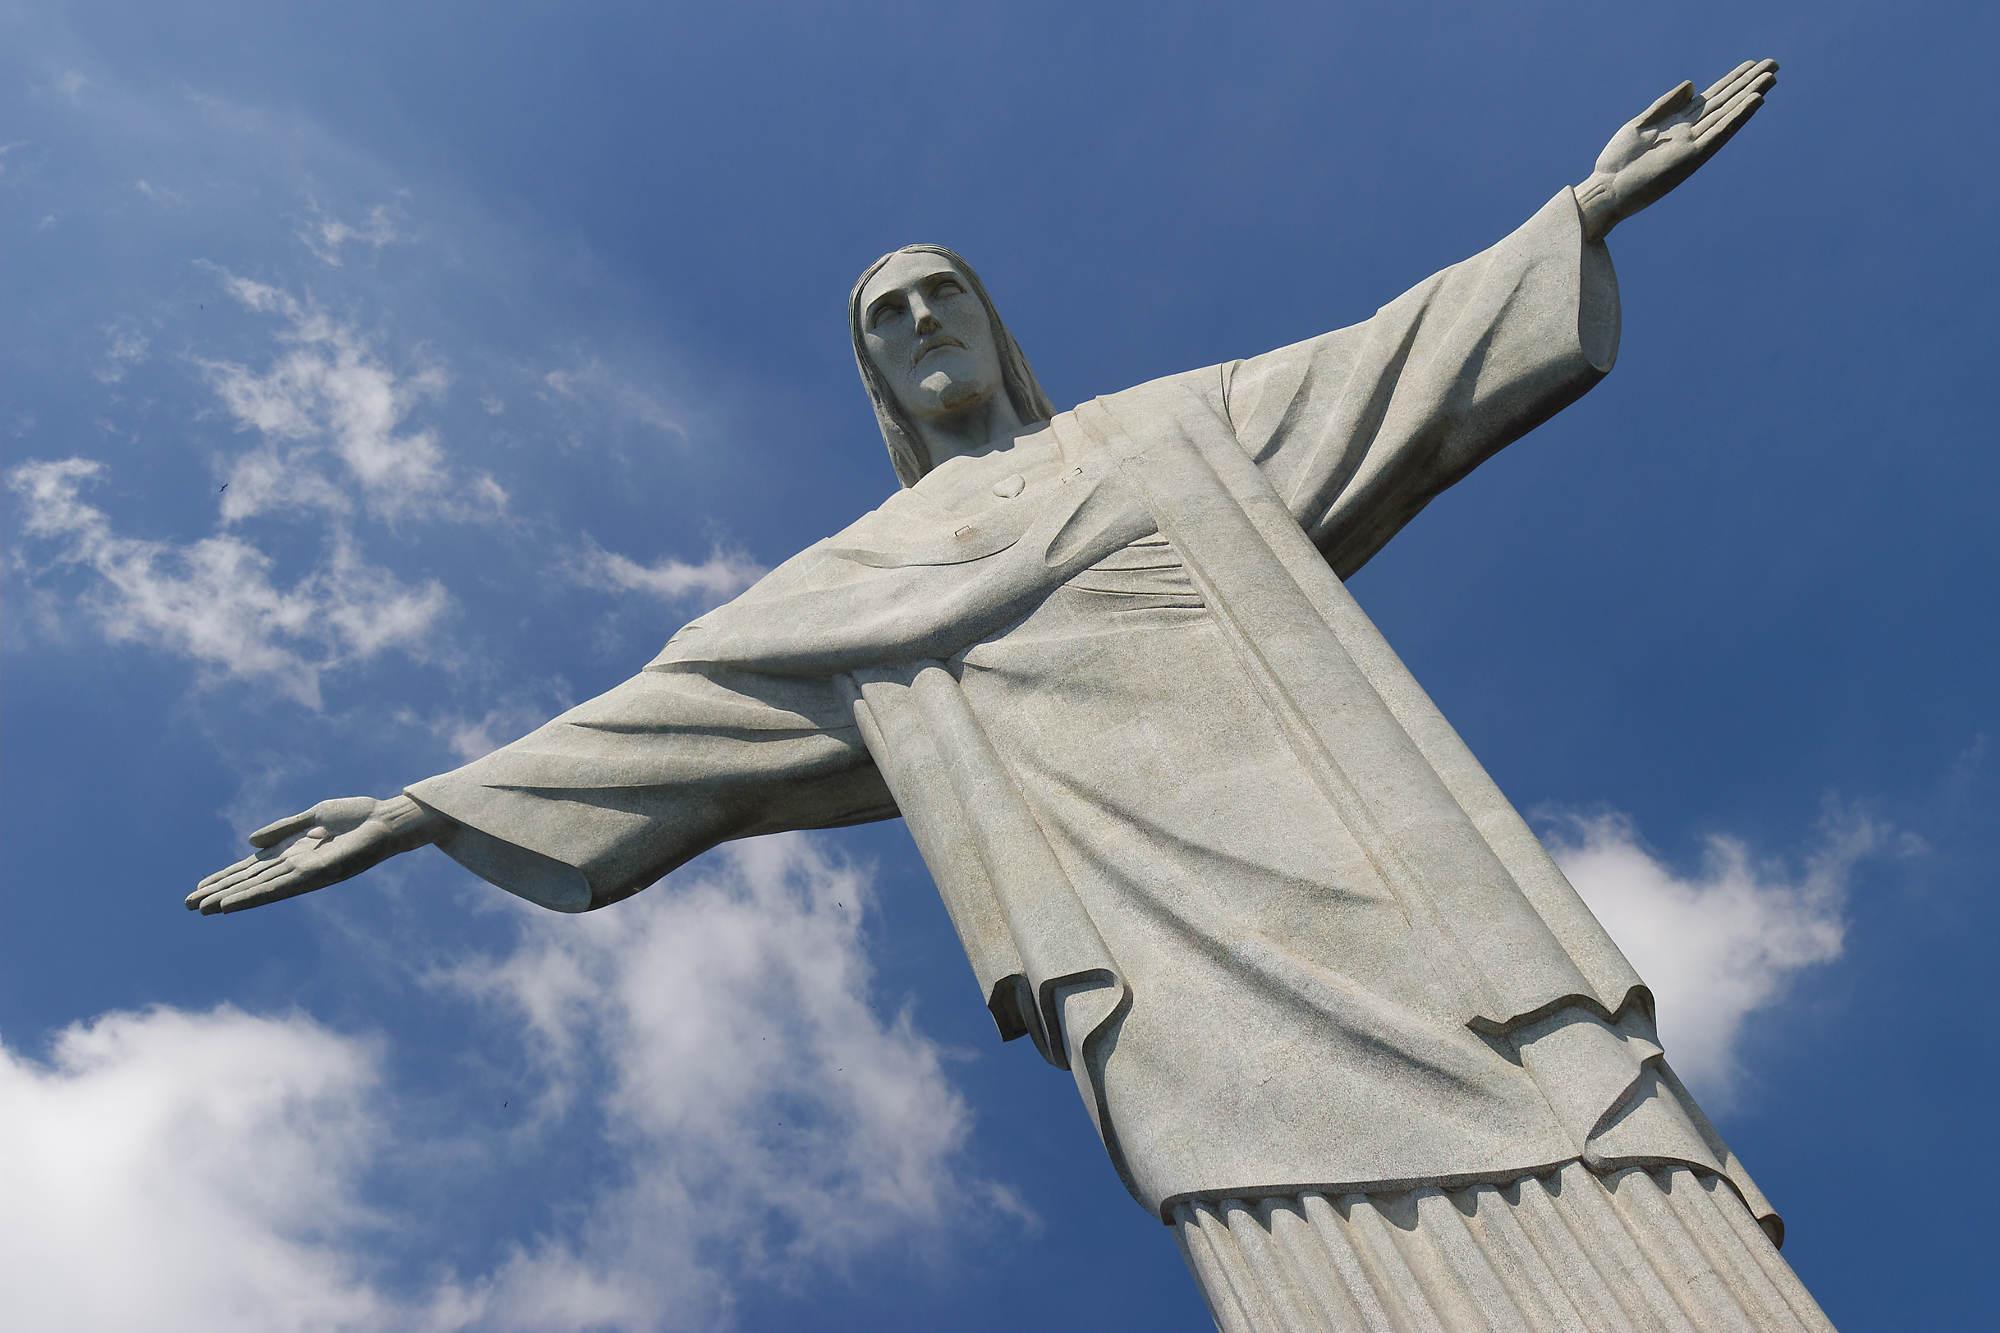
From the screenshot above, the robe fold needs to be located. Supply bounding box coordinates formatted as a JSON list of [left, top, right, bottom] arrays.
[[407, 190, 1779, 1234]]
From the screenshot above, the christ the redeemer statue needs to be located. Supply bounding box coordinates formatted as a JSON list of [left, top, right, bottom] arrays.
[[194, 61, 1831, 1330]]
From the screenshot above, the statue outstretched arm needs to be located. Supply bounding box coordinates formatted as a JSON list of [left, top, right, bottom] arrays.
[[187, 794, 450, 915], [188, 647, 893, 918], [1220, 58, 1777, 575]]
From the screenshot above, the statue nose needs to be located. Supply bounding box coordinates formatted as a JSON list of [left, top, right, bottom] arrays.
[[914, 307, 939, 334]]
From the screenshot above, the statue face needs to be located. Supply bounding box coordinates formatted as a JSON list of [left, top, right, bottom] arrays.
[[859, 252, 1006, 429]]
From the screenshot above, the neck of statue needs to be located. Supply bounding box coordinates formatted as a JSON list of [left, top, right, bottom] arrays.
[[917, 393, 1029, 471]]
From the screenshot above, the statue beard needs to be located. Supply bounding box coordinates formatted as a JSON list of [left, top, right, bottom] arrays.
[[916, 369, 992, 416]]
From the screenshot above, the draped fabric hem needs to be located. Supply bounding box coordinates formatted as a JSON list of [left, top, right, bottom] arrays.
[[1172, 1162, 1833, 1333]]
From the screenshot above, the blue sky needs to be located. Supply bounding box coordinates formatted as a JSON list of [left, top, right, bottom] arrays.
[[3, 1, 1994, 1328]]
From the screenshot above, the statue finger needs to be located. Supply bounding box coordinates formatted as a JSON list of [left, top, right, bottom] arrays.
[[249, 808, 318, 849], [1699, 61, 1755, 102], [1695, 72, 1776, 139], [188, 854, 280, 905], [1699, 60, 1777, 119], [1696, 73, 1773, 136], [1697, 67, 1776, 125], [217, 869, 313, 914], [192, 864, 281, 913], [1694, 93, 1765, 154], [1637, 79, 1695, 128], [188, 873, 241, 909], [193, 852, 263, 894], [198, 860, 293, 914]]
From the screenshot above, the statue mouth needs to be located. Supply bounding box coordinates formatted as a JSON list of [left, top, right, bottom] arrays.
[[913, 337, 964, 366]]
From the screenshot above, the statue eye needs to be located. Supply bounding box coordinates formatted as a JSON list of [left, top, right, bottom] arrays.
[[931, 278, 964, 298], [869, 301, 904, 329]]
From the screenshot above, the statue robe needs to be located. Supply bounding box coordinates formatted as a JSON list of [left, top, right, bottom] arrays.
[[408, 191, 1780, 1236]]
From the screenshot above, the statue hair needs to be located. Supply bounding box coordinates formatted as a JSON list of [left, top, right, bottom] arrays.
[[849, 244, 1056, 489]]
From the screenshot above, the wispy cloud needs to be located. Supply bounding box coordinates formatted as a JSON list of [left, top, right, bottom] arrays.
[[569, 538, 764, 606], [1546, 803, 1906, 1103], [94, 317, 151, 383], [198, 269, 505, 522], [8, 457, 449, 709], [134, 178, 187, 207], [298, 198, 411, 268], [541, 358, 684, 437], [399, 693, 569, 765]]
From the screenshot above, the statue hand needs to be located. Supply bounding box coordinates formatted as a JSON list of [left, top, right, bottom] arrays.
[[1576, 58, 1778, 240], [186, 794, 444, 915]]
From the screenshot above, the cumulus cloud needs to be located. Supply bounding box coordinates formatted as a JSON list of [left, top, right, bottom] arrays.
[[8, 457, 448, 709], [2, 836, 991, 1332], [431, 835, 986, 1329], [1545, 804, 1898, 1101], [198, 270, 503, 522], [569, 538, 765, 606], [298, 199, 411, 268], [0, 1005, 392, 1333]]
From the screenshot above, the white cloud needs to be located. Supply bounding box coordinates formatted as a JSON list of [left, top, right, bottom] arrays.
[[1944, 732, 1986, 808], [211, 443, 357, 521], [401, 693, 567, 764], [571, 538, 764, 605], [471, 474, 509, 510], [0, 140, 26, 177], [8, 457, 448, 709], [298, 199, 411, 268], [56, 69, 89, 100], [431, 835, 989, 1329], [135, 178, 187, 207], [216, 754, 321, 848], [435, 707, 527, 763], [1545, 804, 1898, 1102], [542, 359, 684, 437], [0, 1005, 393, 1333], [200, 271, 459, 519], [0, 837, 994, 1333], [95, 316, 151, 383]]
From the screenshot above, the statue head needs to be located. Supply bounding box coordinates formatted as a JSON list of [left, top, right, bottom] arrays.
[[850, 244, 1055, 488]]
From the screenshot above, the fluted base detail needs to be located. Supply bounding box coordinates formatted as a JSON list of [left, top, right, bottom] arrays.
[[1172, 1163, 1832, 1332]]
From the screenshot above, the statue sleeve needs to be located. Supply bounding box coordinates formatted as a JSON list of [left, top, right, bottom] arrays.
[[404, 662, 893, 912], [1220, 188, 1621, 576]]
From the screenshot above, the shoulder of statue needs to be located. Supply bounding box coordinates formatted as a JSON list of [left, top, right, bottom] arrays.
[[1076, 364, 1236, 456]]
